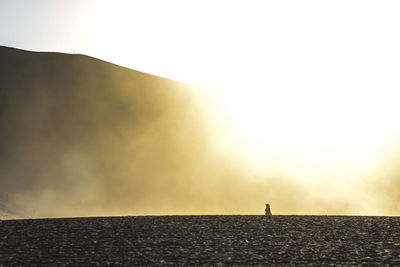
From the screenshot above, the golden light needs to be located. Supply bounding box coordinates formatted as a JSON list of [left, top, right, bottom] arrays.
[[210, 74, 400, 182], [84, 2, 400, 196], [14, 0, 397, 216]]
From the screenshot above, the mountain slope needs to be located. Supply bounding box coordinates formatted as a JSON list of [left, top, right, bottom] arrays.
[[0, 46, 217, 217]]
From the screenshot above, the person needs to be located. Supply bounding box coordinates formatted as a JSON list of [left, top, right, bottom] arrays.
[[265, 203, 272, 216]]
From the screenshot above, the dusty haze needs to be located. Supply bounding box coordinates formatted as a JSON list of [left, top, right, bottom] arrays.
[[0, 46, 399, 217]]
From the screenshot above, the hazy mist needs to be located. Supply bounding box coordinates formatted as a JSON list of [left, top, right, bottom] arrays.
[[0, 46, 399, 218]]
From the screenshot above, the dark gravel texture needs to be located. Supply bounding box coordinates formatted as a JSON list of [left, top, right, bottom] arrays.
[[1, 215, 400, 266]]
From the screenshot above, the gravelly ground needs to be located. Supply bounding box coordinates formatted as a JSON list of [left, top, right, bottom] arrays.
[[1, 215, 400, 266]]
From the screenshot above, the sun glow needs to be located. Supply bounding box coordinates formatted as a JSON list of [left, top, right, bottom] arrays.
[[86, 7, 400, 146], [79, 1, 400, 191], [210, 75, 400, 180]]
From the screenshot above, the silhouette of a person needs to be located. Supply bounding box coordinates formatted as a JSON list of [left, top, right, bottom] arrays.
[[265, 203, 272, 216]]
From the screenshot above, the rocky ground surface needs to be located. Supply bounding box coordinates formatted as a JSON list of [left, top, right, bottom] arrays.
[[1, 215, 400, 265]]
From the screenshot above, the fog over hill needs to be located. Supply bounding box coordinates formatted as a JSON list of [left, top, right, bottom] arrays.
[[0, 46, 399, 217], [0, 46, 294, 217]]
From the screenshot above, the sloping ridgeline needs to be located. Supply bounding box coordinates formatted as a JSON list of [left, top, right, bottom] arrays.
[[0, 46, 214, 217]]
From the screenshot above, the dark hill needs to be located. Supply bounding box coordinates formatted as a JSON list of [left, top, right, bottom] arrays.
[[0, 46, 214, 217]]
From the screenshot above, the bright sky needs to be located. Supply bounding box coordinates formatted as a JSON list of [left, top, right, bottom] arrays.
[[1, 0, 400, 188]]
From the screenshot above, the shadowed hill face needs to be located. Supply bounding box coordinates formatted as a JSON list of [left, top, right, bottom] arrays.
[[0, 49, 194, 216], [0, 47, 206, 216], [0, 46, 304, 217]]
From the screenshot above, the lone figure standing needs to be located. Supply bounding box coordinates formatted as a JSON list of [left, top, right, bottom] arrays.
[[265, 203, 272, 216]]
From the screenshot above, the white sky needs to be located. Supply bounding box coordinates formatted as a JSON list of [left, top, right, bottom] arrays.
[[1, 0, 400, 186]]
